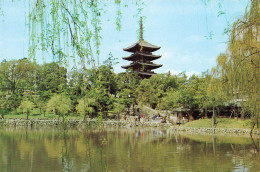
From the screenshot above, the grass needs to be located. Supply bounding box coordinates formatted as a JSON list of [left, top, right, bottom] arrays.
[[183, 118, 254, 129], [1, 108, 118, 120], [1, 108, 84, 120], [3, 113, 84, 119]]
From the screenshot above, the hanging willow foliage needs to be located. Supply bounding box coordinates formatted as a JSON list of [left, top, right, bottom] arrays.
[[214, 0, 259, 128], [0, 0, 145, 76], [13, 0, 145, 69]]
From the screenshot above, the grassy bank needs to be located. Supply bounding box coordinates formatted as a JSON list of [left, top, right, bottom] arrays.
[[3, 113, 84, 119], [183, 118, 253, 129], [1, 108, 84, 120]]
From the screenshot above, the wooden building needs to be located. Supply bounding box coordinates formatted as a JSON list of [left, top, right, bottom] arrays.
[[121, 18, 162, 79]]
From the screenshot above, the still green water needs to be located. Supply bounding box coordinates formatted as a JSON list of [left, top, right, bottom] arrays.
[[0, 127, 259, 172]]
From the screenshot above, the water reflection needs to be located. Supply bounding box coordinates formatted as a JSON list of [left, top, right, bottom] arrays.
[[0, 127, 259, 171]]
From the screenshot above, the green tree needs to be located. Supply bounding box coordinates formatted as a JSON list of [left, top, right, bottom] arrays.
[[0, 58, 37, 94], [136, 73, 177, 109], [5, 94, 22, 113], [158, 89, 179, 111], [210, 0, 259, 132], [76, 96, 95, 120], [194, 72, 211, 118], [226, 0, 259, 132], [67, 69, 86, 115], [37, 62, 67, 101], [87, 63, 119, 119], [113, 103, 126, 121], [19, 99, 35, 120], [33, 97, 47, 117], [207, 75, 229, 128], [0, 93, 7, 119], [46, 94, 71, 119], [117, 69, 140, 97]]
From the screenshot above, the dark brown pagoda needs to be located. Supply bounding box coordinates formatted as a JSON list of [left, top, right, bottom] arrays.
[[121, 17, 162, 79]]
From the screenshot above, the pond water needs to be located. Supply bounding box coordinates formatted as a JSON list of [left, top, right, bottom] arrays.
[[0, 126, 259, 172]]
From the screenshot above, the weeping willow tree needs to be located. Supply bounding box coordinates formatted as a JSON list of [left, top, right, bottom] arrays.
[[0, 0, 145, 70], [208, 58, 230, 129], [25, 0, 145, 67], [214, 0, 259, 132]]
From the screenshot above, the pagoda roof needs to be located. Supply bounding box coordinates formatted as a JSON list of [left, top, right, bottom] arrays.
[[139, 71, 156, 76], [123, 52, 161, 61], [123, 39, 161, 53], [121, 62, 162, 70], [139, 72, 156, 79]]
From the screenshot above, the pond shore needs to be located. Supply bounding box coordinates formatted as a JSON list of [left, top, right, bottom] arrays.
[[0, 118, 259, 136]]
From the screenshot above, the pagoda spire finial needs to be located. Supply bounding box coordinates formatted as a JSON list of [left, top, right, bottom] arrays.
[[140, 17, 143, 40]]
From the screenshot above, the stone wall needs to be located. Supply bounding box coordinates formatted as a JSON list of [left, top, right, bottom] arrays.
[[0, 119, 258, 135], [0, 119, 171, 128]]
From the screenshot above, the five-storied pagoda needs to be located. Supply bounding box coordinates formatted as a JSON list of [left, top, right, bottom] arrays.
[[121, 17, 162, 79]]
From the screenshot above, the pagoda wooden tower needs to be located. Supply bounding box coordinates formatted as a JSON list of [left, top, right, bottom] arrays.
[[121, 18, 162, 79]]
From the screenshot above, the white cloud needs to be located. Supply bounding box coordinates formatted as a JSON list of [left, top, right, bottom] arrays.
[[161, 46, 203, 65], [160, 46, 179, 60], [186, 70, 201, 77], [156, 44, 215, 76], [165, 69, 182, 75], [165, 69, 200, 77], [161, 50, 173, 60]]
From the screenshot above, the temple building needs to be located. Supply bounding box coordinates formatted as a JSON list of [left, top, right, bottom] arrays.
[[121, 18, 162, 79]]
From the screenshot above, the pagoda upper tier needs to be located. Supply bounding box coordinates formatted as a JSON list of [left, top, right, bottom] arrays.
[[121, 61, 162, 70], [123, 39, 161, 53], [121, 39, 163, 79], [122, 52, 161, 61]]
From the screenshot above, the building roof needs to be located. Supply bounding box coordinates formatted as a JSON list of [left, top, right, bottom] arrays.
[[139, 72, 156, 79], [123, 39, 161, 53], [139, 71, 156, 76], [122, 52, 161, 61], [121, 61, 162, 70]]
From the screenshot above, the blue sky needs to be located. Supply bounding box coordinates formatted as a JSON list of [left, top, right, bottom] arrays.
[[0, 0, 250, 76]]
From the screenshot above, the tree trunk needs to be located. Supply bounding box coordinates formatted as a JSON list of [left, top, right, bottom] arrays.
[[241, 108, 245, 120], [212, 105, 216, 129], [257, 112, 259, 136], [205, 107, 208, 118], [84, 113, 86, 122], [26, 109, 29, 120], [250, 119, 255, 136]]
